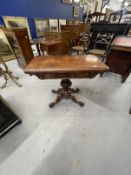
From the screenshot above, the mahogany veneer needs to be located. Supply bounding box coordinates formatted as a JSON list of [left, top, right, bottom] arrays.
[[25, 55, 109, 107]]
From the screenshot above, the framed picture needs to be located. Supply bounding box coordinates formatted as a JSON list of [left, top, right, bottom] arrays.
[[59, 19, 66, 31], [34, 18, 49, 37], [80, 0, 84, 7], [62, 0, 73, 4], [2, 16, 32, 39], [49, 19, 58, 32], [73, 6, 80, 17], [0, 28, 15, 62], [3, 28, 24, 60], [74, 0, 80, 4]]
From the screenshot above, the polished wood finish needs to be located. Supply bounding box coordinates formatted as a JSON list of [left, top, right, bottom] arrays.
[[25, 55, 109, 107], [40, 41, 62, 55], [61, 23, 90, 40], [106, 36, 131, 82], [13, 28, 34, 67], [25, 55, 109, 79], [33, 38, 62, 55], [44, 31, 70, 54]]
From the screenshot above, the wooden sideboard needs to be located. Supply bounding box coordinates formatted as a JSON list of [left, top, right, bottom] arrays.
[[44, 31, 70, 54], [105, 36, 131, 82]]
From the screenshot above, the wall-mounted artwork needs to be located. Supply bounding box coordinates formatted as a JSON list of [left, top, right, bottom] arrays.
[[0, 28, 15, 62], [2, 16, 32, 39], [4, 29, 23, 59], [59, 19, 66, 31], [34, 18, 49, 37], [49, 19, 58, 32], [74, 0, 80, 4], [101, 0, 110, 12], [62, 0, 73, 4], [73, 6, 80, 17], [80, 0, 84, 7]]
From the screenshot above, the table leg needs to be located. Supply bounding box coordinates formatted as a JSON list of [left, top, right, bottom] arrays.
[[49, 79, 84, 108], [36, 43, 41, 56]]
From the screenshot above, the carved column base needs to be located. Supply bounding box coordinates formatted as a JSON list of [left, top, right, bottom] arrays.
[[49, 79, 84, 108]]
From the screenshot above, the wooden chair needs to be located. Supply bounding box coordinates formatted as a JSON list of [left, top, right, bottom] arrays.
[[108, 11, 131, 23], [87, 32, 114, 60], [71, 32, 90, 55], [88, 12, 107, 23]]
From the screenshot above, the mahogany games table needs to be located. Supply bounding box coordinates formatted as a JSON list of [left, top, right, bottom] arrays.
[[25, 55, 109, 108]]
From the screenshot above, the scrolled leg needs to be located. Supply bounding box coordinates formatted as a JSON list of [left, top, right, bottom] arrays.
[[49, 95, 62, 108], [70, 95, 84, 107]]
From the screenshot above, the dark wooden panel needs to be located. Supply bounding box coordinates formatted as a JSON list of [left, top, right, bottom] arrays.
[[106, 36, 131, 82], [13, 28, 34, 67]]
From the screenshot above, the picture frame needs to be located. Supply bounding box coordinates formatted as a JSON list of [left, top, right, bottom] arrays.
[[73, 6, 80, 17], [62, 0, 73, 4], [34, 18, 49, 37], [59, 19, 66, 31], [80, 0, 84, 7], [2, 16, 32, 39], [49, 19, 59, 32], [3, 28, 25, 67], [0, 27, 15, 62], [74, 0, 80, 4]]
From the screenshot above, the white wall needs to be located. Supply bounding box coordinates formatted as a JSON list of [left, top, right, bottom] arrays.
[[110, 0, 122, 11]]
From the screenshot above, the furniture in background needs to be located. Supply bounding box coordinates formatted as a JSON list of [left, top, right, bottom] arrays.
[[88, 23, 130, 60], [88, 12, 107, 23], [40, 41, 62, 55], [108, 11, 131, 23], [129, 107, 131, 114], [44, 31, 70, 54], [12, 28, 34, 68], [61, 23, 90, 46], [33, 38, 62, 55], [0, 95, 21, 138], [25, 55, 109, 108], [71, 32, 90, 55], [105, 36, 131, 83], [87, 33, 114, 60]]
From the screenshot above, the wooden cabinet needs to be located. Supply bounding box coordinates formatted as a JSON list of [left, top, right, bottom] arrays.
[[106, 36, 131, 82], [44, 31, 70, 54], [13, 28, 34, 68]]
